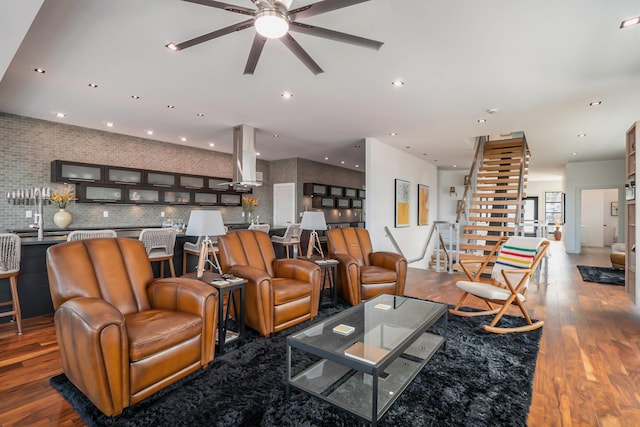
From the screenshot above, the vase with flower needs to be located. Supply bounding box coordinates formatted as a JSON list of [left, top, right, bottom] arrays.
[[49, 187, 76, 229], [242, 196, 258, 224]]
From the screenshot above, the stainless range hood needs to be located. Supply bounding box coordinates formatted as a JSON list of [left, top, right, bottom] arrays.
[[231, 124, 262, 188]]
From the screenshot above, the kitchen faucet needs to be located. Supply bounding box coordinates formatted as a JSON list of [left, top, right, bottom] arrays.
[[29, 188, 44, 241]]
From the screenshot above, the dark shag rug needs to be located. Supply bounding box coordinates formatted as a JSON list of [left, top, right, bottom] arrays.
[[577, 265, 625, 286], [50, 301, 542, 427]]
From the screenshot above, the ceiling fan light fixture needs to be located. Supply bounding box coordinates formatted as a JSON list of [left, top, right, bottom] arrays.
[[255, 7, 289, 39]]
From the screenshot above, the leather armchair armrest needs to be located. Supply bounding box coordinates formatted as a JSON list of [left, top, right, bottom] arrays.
[[332, 253, 361, 305], [227, 265, 273, 337], [148, 277, 218, 365], [273, 259, 322, 314], [54, 297, 128, 417], [370, 251, 408, 296]]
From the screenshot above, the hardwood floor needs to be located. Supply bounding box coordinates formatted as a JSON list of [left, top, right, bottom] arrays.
[[0, 240, 639, 426]]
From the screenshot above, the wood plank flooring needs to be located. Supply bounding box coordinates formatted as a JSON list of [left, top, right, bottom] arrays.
[[0, 241, 639, 426]]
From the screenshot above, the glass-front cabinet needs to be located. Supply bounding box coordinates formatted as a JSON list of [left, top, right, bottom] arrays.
[[77, 184, 123, 203], [51, 160, 102, 183], [194, 192, 218, 206], [178, 174, 204, 189], [106, 166, 142, 185], [128, 188, 159, 203], [207, 177, 231, 190], [145, 171, 176, 187], [220, 194, 242, 206], [163, 190, 191, 204]]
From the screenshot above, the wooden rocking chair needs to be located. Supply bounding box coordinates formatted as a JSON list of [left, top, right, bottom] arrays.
[[449, 236, 549, 334]]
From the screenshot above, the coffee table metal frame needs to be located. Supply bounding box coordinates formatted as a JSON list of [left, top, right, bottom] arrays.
[[286, 294, 447, 426]]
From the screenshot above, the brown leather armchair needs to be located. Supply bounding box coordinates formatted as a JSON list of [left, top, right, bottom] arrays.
[[327, 227, 407, 306], [46, 238, 218, 417], [217, 229, 321, 337]]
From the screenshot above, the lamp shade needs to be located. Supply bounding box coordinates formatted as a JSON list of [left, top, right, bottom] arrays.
[[300, 211, 327, 231], [185, 210, 226, 237]]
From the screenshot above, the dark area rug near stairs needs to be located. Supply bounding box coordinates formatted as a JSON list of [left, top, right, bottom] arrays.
[[577, 265, 625, 286], [50, 301, 542, 427]]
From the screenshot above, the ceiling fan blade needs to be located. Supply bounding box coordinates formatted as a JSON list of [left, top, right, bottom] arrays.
[[182, 0, 256, 16], [174, 19, 254, 50], [280, 34, 323, 75], [289, 22, 383, 50], [289, 0, 370, 21], [244, 34, 267, 75]]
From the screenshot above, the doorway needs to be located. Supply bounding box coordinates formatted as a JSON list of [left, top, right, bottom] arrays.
[[580, 188, 619, 248], [273, 183, 296, 228]]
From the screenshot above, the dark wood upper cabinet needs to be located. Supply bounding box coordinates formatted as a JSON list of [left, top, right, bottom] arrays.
[[145, 171, 176, 187], [51, 160, 102, 183], [76, 184, 123, 203], [344, 187, 358, 198], [105, 166, 142, 185], [162, 190, 192, 205], [329, 186, 343, 197], [303, 183, 327, 196], [350, 198, 363, 209], [178, 174, 204, 189]]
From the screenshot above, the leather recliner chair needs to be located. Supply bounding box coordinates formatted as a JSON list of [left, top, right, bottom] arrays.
[[217, 229, 322, 337], [46, 238, 218, 416], [326, 227, 407, 306]]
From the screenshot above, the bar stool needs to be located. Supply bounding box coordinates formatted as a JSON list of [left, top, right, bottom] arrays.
[[271, 223, 301, 258], [139, 228, 177, 277], [67, 229, 117, 241], [0, 233, 22, 335], [248, 223, 270, 233]]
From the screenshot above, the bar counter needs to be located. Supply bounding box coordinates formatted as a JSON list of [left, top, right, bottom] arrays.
[[1, 224, 285, 321]]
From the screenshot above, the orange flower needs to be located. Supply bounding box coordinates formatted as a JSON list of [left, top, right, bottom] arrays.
[[49, 187, 76, 209], [242, 196, 258, 212]]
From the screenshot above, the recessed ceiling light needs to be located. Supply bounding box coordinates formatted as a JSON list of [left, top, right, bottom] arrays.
[[88, 83, 98, 88], [146, 130, 154, 135], [487, 108, 499, 114], [355, 164, 359, 168], [453, 165, 457, 168], [273, 134, 279, 138], [578, 133, 587, 138], [354, 144, 361, 148], [197, 113, 205, 117], [405, 146, 411, 149], [391, 79, 404, 87], [390, 132, 397, 136], [341, 161, 345, 164], [106, 122, 114, 127], [165, 42, 179, 51], [589, 101, 602, 106], [256, 152, 261, 156], [477, 119, 487, 123], [34, 68, 45, 74], [281, 91, 293, 99], [167, 105, 175, 109], [131, 95, 140, 99], [180, 137, 187, 142], [324, 156, 329, 160], [422, 153, 427, 156], [620, 17, 640, 28], [56, 112, 66, 118], [209, 143, 215, 147], [572, 152, 578, 156]]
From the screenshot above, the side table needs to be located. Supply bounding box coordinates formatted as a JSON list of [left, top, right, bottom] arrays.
[[183, 271, 246, 354], [299, 257, 339, 307]]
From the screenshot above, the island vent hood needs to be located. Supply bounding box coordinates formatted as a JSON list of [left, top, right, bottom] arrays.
[[231, 124, 262, 188]]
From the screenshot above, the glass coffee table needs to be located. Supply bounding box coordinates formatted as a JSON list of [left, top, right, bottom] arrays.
[[286, 294, 447, 426]]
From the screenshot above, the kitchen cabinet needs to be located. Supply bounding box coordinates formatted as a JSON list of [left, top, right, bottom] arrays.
[[336, 198, 350, 209], [220, 193, 242, 206], [194, 192, 218, 205], [312, 197, 335, 209], [344, 187, 357, 198], [106, 166, 142, 185], [178, 174, 204, 189], [329, 186, 343, 197], [51, 160, 102, 183], [127, 188, 160, 204], [76, 184, 124, 203], [145, 171, 176, 187], [163, 190, 192, 204], [350, 199, 363, 209], [207, 177, 232, 190], [303, 183, 327, 196]]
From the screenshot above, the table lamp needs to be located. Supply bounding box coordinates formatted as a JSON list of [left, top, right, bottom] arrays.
[[185, 210, 226, 278], [300, 211, 327, 259]]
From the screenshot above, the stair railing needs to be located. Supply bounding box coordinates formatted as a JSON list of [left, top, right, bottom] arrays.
[[456, 135, 486, 223], [384, 222, 459, 273]]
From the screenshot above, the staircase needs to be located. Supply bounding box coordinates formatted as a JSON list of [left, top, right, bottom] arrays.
[[431, 135, 530, 272]]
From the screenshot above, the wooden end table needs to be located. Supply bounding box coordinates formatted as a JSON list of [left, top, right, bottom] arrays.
[[299, 256, 339, 307], [183, 271, 247, 354]]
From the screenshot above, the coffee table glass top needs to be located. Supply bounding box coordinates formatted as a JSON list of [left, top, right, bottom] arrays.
[[289, 294, 445, 363]]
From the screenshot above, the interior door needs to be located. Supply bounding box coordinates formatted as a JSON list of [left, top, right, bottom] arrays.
[[273, 183, 296, 228]]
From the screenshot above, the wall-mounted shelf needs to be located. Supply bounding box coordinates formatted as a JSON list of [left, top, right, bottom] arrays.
[[626, 122, 638, 305], [303, 182, 365, 210]]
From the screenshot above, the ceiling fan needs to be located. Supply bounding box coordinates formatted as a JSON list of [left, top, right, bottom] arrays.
[[166, 0, 384, 75]]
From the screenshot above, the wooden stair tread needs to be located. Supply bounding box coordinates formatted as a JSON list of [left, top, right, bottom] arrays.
[[464, 225, 517, 232], [469, 208, 517, 214]]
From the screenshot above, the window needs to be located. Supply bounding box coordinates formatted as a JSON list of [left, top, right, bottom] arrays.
[[545, 192, 564, 227]]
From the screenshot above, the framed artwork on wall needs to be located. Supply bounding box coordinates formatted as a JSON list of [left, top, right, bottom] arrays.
[[611, 201, 619, 216], [395, 179, 410, 227], [418, 184, 429, 225]]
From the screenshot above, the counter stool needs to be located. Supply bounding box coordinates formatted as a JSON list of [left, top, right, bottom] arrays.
[[248, 224, 270, 233], [0, 233, 22, 335], [271, 223, 301, 258], [67, 229, 117, 241], [139, 228, 177, 278]]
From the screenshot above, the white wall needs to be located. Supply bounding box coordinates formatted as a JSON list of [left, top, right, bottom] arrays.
[[437, 169, 468, 222], [365, 138, 438, 269], [565, 159, 625, 253]]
